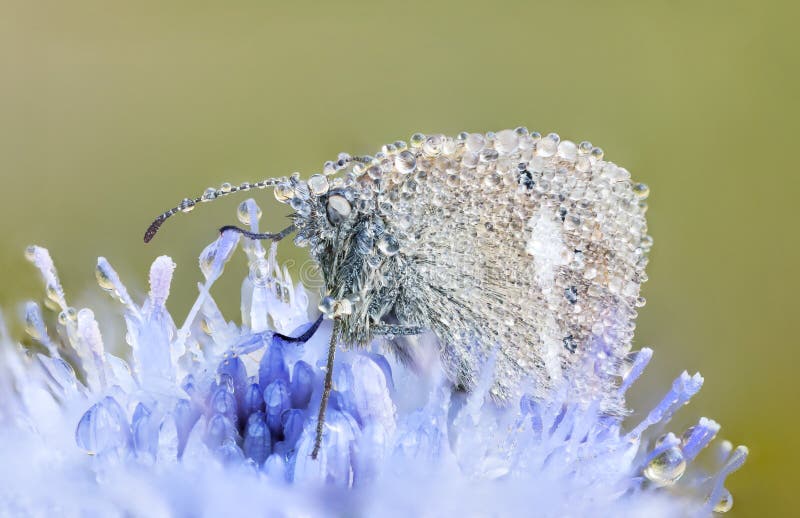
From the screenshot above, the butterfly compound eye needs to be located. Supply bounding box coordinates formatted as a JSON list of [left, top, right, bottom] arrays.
[[326, 195, 352, 225]]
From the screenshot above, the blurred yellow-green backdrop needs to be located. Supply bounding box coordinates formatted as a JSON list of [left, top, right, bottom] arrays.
[[1, 1, 797, 515]]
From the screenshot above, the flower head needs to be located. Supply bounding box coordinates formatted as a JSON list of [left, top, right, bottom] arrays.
[[0, 200, 745, 516]]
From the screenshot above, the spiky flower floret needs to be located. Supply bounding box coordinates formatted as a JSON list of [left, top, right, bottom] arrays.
[[0, 201, 745, 516]]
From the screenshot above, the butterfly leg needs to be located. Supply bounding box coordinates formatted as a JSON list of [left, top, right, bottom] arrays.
[[312, 322, 338, 460], [310, 322, 424, 459]]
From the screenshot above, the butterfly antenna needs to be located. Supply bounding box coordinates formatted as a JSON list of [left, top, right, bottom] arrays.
[[144, 178, 281, 243]]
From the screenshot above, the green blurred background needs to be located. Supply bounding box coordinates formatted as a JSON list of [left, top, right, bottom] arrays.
[[1, 1, 797, 515]]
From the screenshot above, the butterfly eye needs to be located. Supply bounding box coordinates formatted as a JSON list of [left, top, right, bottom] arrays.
[[326, 194, 352, 225]]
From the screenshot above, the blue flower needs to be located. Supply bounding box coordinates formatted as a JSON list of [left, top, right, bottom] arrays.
[[0, 200, 746, 516]]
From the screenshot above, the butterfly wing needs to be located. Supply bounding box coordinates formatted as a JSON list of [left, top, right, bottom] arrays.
[[383, 131, 649, 408]]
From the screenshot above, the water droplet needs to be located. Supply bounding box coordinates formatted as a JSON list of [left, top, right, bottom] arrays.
[[410, 132, 426, 148], [494, 129, 519, 154], [274, 182, 294, 203], [536, 133, 559, 157], [200, 318, 213, 335], [249, 259, 270, 287], [45, 283, 61, 304], [322, 161, 336, 175], [180, 198, 195, 213], [377, 235, 400, 256], [395, 150, 416, 174], [202, 187, 217, 201], [557, 140, 578, 161], [618, 350, 639, 378], [75, 397, 129, 455], [479, 148, 499, 162], [367, 254, 382, 268], [220, 182, 233, 193], [24, 246, 36, 261], [465, 133, 485, 153], [237, 202, 262, 225], [57, 307, 77, 326], [422, 135, 442, 156], [307, 174, 329, 195], [483, 173, 502, 188], [200, 247, 220, 279], [24, 305, 43, 340], [591, 322, 605, 335], [564, 286, 578, 304], [333, 298, 353, 317], [95, 264, 114, 291], [293, 234, 309, 248], [632, 183, 650, 200], [562, 335, 578, 353], [576, 156, 591, 173], [643, 446, 686, 486], [326, 195, 352, 224], [318, 296, 336, 318], [712, 488, 733, 513], [58, 308, 78, 326]]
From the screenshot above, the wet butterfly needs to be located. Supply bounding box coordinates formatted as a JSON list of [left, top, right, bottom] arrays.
[[145, 128, 651, 458]]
